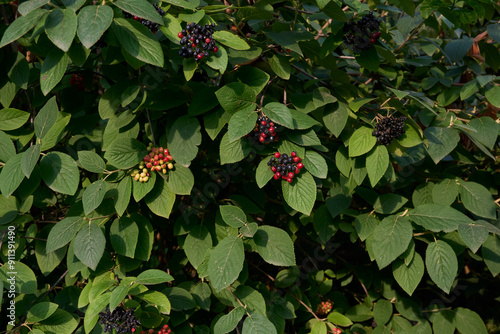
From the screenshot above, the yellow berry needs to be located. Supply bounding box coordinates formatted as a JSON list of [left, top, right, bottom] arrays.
[[142, 168, 148, 173], [134, 174, 140, 181], [167, 163, 174, 169], [162, 168, 167, 174], [143, 176, 149, 182], [140, 172, 146, 178]]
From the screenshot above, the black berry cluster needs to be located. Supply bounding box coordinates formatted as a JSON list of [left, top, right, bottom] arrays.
[[246, 116, 280, 144], [123, 4, 165, 34], [343, 11, 381, 53], [99, 307, 141, 333], [267, 152, 304, 183], [372, 115, 407, 145], [177, 23, 218, 61]]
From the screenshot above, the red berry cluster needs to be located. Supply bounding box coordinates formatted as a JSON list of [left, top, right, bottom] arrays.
[[247, 116, 279, 144], [140, 324, 172, 334], [316, 300, 333, 315], [267, 152, 304, 183], [331, 328, 342, 334], [69, 74, 84, 91], [132, 144, 174, 183]]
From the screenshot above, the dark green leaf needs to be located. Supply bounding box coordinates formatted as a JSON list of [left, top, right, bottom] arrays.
[[112, 0, 163, 24], [373, 193, 408, 214], [104, 138, 147, 169], [256, 157, 274, 188], [214, 307, 245, 334], [208, 236, 244, 291], [184, 225, 212, 269], [482, 235, 500, 277], [110, 217, 138, 257], [26, 302, 58, 323], [46, 217, 85, 253], [45, 8, 77, 52], [78, 151, 107, 173], [136, 269, 174, 285], [73, 222, 106, 270], [409, 203, 473, 232], [424, 127, 460, 164], [444, 37, 474, 63], [0, 9, 47, 48], [144, 176, 176, 218], [372, 215, 413, 269], [268, 54, 291, 80], [366, 145, 389, 187], [0, 153, 24, 197], [392, 254, 424, 296], [21, 144, 40, 178], [213, 31, 250, 50], [242, 313, 277, 334], [77, 5, 114, 49], [282, 171, 317, 215], [40, 49, 69, 96], [458, 223, 488, 253], [0, 108, 30, 131], [262, 102, 294, 129], [167, 116, 202, 166], [425, 240, 458, 293], [167, 165, 194, 195], [349, 126, 377, 157], [0, 130, 16, 163], [459, 181, 497, 220], [215, 82, 256, 114], [453, 308, 488, 334], [34, 96, 58, 140], [228, 109, 258, 142], [219, 133, 252, 165], [254, 225, 295, 266]]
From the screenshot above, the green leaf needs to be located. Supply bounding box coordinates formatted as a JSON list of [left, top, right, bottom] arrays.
[[328, 312, 353, 326], [73, 222, 106, 270], [0, 130, 16, 163], [183, 57, 197, 81], [349, 126, 377, 157], [110, 217, 139, 258], [282, 171, 317, 215], [432, 178, 459, 206], [136, 269, 174, 285], [0, 9, 47, 48], [166, 165, 194, 195], [45, 8, 77, 52], [37, 308, 79, 334], [372, 215, 413, 269], [460, 79, 479, 100], [213, 31, 249, 50], [104, 138, 147, 169], [206, 45, 228, 73], [214, 307, 245, 334], [184, 225, 212, 269], [373, 299, 393, 326], [256, 157, 274, 188], [0, 153, 24, 197], [208, 236, 244, 291], [453, 308, 488, 334], [35, 96, 58, 140], [111, 18, 164, 67], [482, 235, 500, 277], [322, 0, 347, 21], [242, 313, 277, 334], [444, 37, 474, 63], [21, 144, 40, 178], [0, 261, 37, 294], [215, 82, 256, 114], [164, 286, 196, 311], [27, 302, 58, 323], [311, 321, 327, 334], [137, 290, 171, 314], [132, 170, 156, 201], [144, 176, 176, 218], [77, 5, 114, 49], [84, 292, 111, 334], [431, 310, 456, 334], [236, 67, 270, 95], [228, 109, 258, 142], [262, 102, 294, 129], [220, 205, 247, 228], [114, 177, 131, 216], [0, 108, 30, 131], [268, 54, 291, 80], [254, 225, 295, 266], [82, 180, 106, 215], [366, 145, 389, 187], [397, 124, 422, 148], [18, 0, 49, 15], [167, 116, 202, 166], [109, 282, 130, 311], [424, 127, 460, 164], [326, 194, 351, 220], [240, 222, 258, 238], [355, 213, 378, 241], [323, 102, 349, 137], [112, 0, 163, 24], [459, 181, 497, 220], [219, 133, 252, 165], [35, 236, 66, 276], [355, 47, 380, 72], [468, 117, 498, 150], [61, 0, 86, 10], [162, 0, 198, 9], [46, 216, 85, 253], [8, 52, 29, 89], [392, 253, 424, 296], [40, 49, 69, 96], [373, 193, 408, 214], [303, 151, 327, 179], [78, 151, 106, 173], [425, 240, 458, 293], [409, 203, 473, 232], [289, 109, 320, 130], [458, 223, 488, 253]]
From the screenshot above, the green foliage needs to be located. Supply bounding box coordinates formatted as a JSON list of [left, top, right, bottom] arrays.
[[1, 0, 500, 333]]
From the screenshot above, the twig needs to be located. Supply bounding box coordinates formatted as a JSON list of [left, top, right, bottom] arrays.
[[283, 5, 314, 15], [291, 64, 329, 86], [287, 292, 321, 321], [315, 19, 332, 40], [20, 236, 47, 241]]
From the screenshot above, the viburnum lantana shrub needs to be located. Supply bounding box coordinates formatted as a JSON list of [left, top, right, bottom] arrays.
[[0, 0, 499, 333]]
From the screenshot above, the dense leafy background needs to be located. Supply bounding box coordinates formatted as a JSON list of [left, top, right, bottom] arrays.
[[0, 0, 500, 333]]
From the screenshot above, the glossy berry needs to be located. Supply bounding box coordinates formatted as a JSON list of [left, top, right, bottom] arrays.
[[178, 32, 184, 38], [268, 152, 305, 183], [246, 116, 280, 145], [99, 307, 140, 333], [178, 22, 218, 60], [372, 115, 407, 146], [123, 4, 165, 34], [297, 163, 304, 169], [343, 11, 381, 53]]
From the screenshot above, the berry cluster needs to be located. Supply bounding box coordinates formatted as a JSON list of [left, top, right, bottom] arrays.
[[140, 324, 172, 334], [316, 300, 332, 315], [132, 144, 174, 183], [246, 116, 279, 144], [372, 115, 407, 146], [123, 4, 165, 34], [331, 328, 342, 334], [99, 307, 140, 333], [343, 11, 381, 53], [69, 74, 84, 91], [267, 152, 304, 183], [177, 23, 218, 61]]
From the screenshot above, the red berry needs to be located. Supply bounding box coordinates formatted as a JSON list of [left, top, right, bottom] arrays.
[[167, 330, 171, 334], [178, 32, 184, 38], [371, 32, 377, 39], [261, 133, 266, 138], [143, 156, 150, 162], [282, 175, 287, 180], [190, 37, 195, 41], [271, 166, 277, 172], [295, 168, 300, 174], [158, 154, 164, 159], [276, 172, 281, 178], [163, 325, 169, 329], [192, 43, 196, 48], [268, 127, 275, 132], [213, 46, 219, 53], [205, 38, 211, 43], [293, 157, 300, 162], [370, 38, 376, 44], [141, 331, 146, 334], [197, 53, 203, 59], [376, 31, 382, 38], [131, 329, 136, 333], [166, 155, 173, 161], [261, 121, 267, 125], [287, 178, 293, 183], [288, 172, 294, 178], [269, 122, 274, 126], [274, 152, 281, 158], [154, 160, 159, 166], [297, 157, 301, 162], [259, 137, 265, 143], [273, 174, 280, 180], [146, 162, 152, 168], [291, 151, 297, 157], [297, 163, 304, 169], [133, 16, 139, 20], [164, 149, 169, 155]]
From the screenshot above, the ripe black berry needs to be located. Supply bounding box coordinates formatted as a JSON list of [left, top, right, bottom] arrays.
[[246, 116, 280, 145], [372, 115, 407, 146], [269, 152, 304, 183], [178, 22, 218, 61], [123, 4, 165, 34], [99, 307, 141, 333], [343, 11, 381, 53]]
